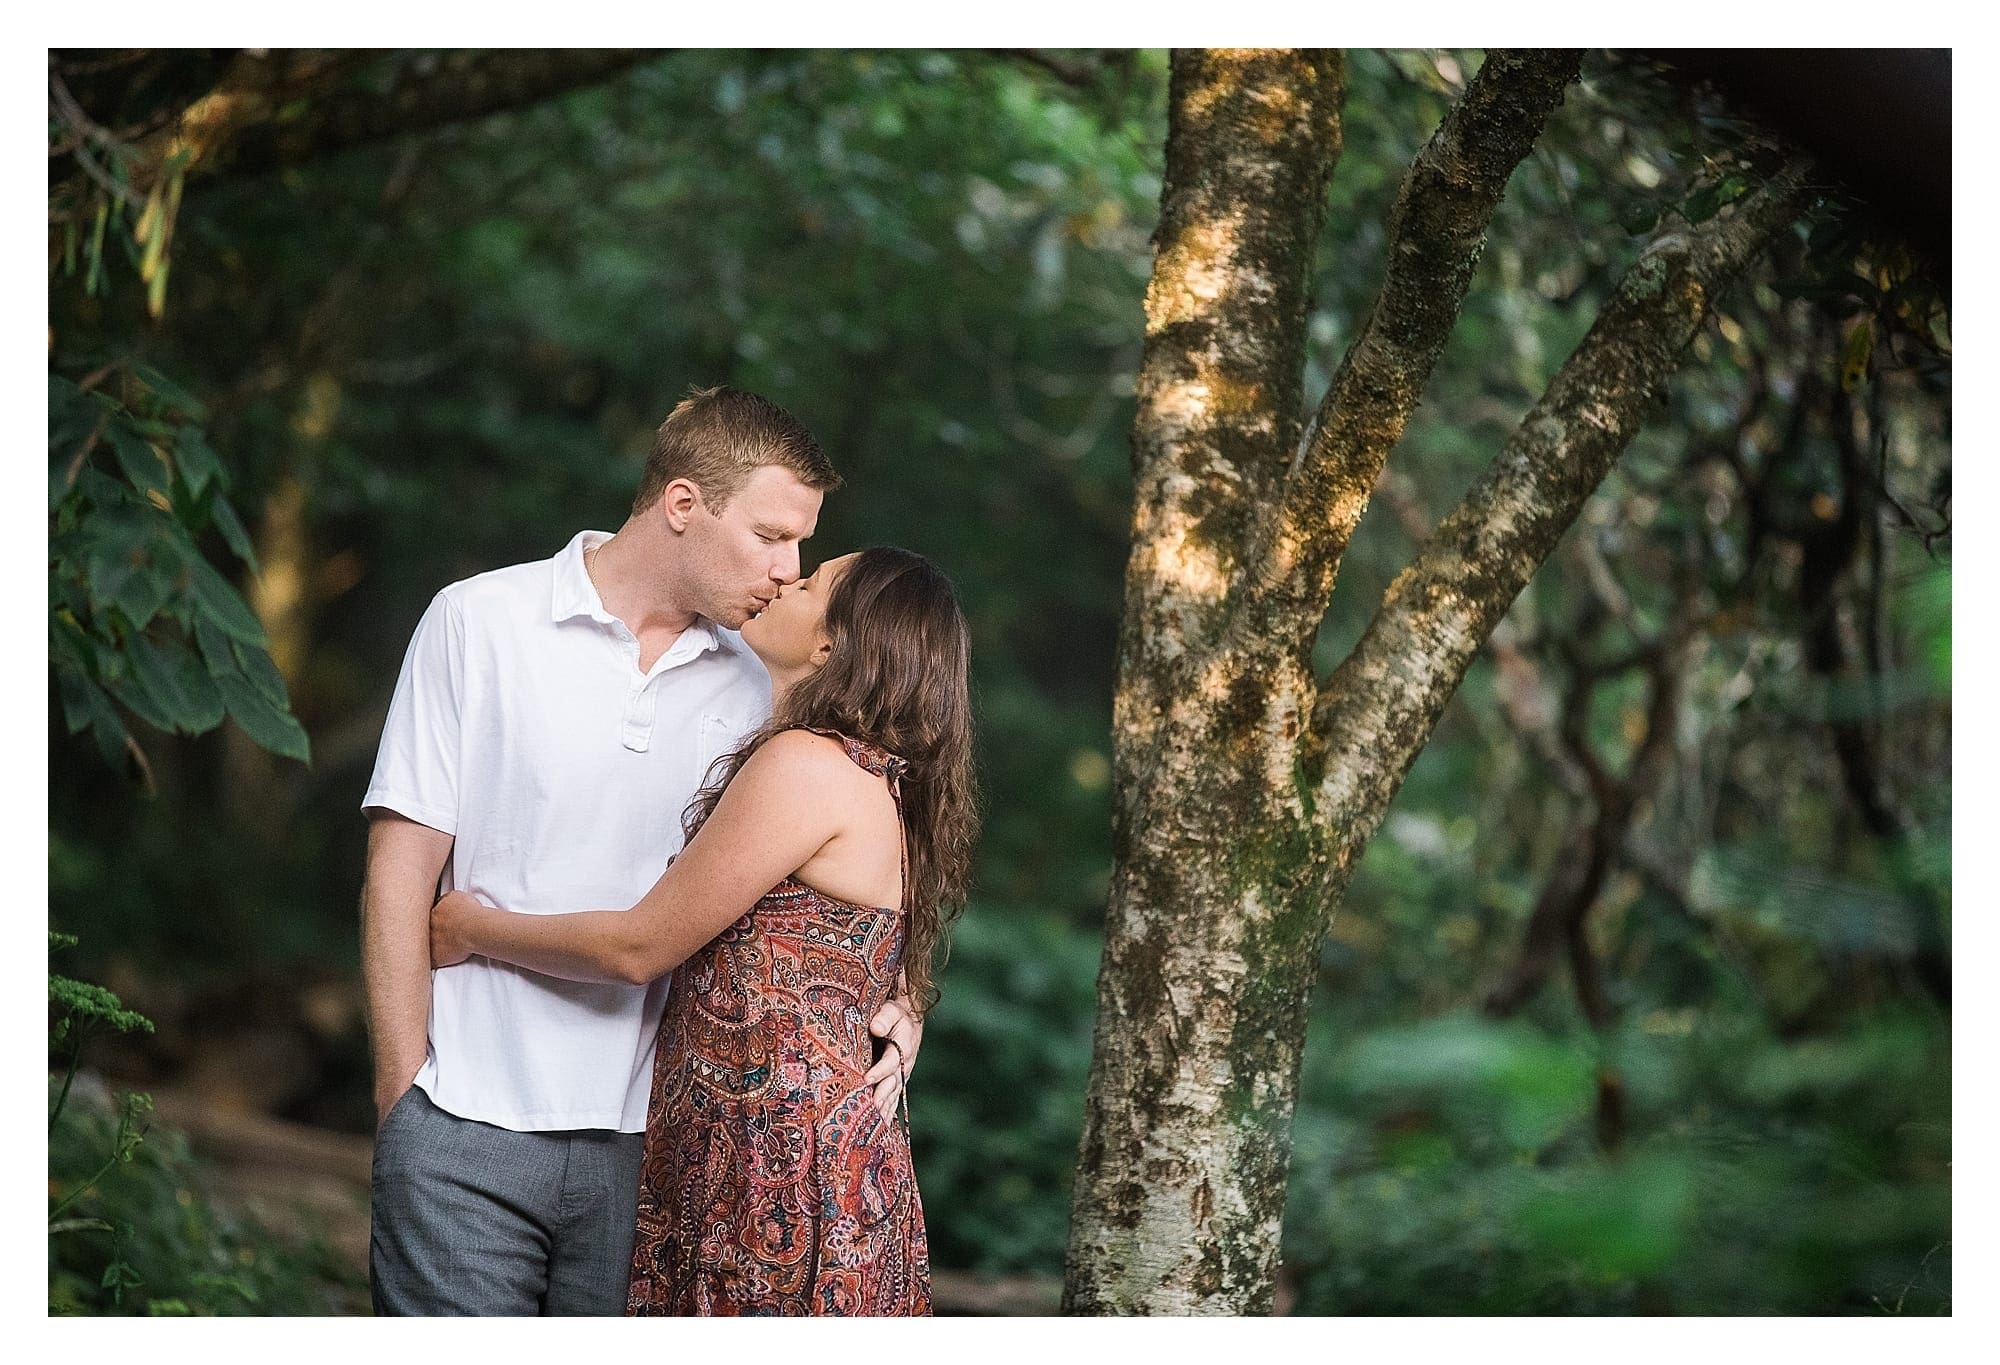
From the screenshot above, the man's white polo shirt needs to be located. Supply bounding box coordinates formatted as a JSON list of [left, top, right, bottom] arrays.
[[361, 530, 769, 1132]]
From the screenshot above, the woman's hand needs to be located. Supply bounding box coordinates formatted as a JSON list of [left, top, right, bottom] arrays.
[[431, 889, 488, 968]]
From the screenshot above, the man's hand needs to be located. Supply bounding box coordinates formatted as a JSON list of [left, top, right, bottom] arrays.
[[864, 994, 924, 1122], [375, 1080, 414, 1134]]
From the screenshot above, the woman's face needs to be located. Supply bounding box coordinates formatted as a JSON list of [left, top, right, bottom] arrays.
[[740, 551, 854, 675]]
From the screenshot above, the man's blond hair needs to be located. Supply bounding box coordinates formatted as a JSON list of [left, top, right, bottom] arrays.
[[632, 385, 841, 516]]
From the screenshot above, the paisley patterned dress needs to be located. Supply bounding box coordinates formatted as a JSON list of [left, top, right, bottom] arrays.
[[626, 729, 931, 1316]]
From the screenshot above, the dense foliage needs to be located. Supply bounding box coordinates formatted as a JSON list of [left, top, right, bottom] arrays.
[[49, 49, 1947, 1313]]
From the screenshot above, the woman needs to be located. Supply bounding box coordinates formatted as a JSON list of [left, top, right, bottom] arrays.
[[430, 546, 976, 1316]]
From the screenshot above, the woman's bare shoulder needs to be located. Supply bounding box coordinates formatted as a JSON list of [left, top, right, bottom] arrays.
[[741, 727, 870, 783]]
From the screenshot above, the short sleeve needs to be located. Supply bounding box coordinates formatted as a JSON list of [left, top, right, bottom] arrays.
[[361, 589, 465, 834]]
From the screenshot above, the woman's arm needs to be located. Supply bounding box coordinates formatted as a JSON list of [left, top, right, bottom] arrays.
[[431, 732, 850, 985]]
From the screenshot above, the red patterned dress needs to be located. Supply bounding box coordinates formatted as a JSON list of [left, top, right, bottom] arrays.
[[626, 729, 931, 1316]]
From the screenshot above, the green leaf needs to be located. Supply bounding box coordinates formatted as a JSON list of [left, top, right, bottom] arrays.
[[102, 653, 177, 735], [1680, 172, 1749, 227], [172, 637, 228, 730], [84, 198, 109, 296], [188, 555, 268, 646], [218, 672, 311, 764], [53, 657, 100, 736], [1683, 181, 1723, 224], [1619, 200, 1660, 237], [171, 428, 222, 499], [79, 505, 164, 622], [76, 465, 139, 511], [193, 613, 240, 676], [106, 425, 168, 495], [209, 493, 260, 574], [232, 637, 291, 709], [131, 364, 206, 422], [49, 614, 97, 679], [1519, 1154, 1696, 1279], [54, 664, 135, 769], [106, 546, 173, 633], [48, 374, 97, 448], [82, 541, 137, 619], [128, 632, 225, 734]]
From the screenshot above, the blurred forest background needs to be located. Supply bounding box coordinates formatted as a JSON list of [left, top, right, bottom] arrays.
[[49, 48, 1949, 1315]]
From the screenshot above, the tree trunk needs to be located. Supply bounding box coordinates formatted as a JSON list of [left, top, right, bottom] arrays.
[[1063, 49, 1344, 1314], [1065, 44, 1812, 1314]]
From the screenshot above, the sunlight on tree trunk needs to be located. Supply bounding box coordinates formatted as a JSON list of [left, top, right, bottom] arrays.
[[1064, 45, 1811, 1313]]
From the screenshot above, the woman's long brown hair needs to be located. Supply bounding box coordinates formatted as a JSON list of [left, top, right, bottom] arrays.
[[682, 546, 978, 1013]]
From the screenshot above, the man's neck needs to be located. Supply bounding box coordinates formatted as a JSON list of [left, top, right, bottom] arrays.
[[587, 519, 699, 639]]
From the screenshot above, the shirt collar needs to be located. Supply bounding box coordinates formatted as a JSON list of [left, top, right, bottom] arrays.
[[550, 530, 615, 625], [549, 529, 726, 660]]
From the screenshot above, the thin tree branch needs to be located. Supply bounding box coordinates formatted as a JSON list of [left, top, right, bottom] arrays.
[[216, 48, 658, 179], [986, 49, 1114, 90], [1238, 49, 1582, 639], [1311, 158, 1815, 826], [1485, 596, 1704, 1023]]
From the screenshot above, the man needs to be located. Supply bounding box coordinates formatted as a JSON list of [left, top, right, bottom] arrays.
[[360, 386, 923, 1316]]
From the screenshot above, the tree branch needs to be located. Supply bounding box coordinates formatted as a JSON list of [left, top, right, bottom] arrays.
[[60, 48, 655, 200], [1484, 596, 1704, 1024], [986, 49, 1117, 90], [216, 49, 657, 179], [1312, 157, 1815, 827], [1240, 49, 1581, 641]]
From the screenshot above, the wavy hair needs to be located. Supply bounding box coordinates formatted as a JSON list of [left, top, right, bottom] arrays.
[[683, 546, 977, 1013]]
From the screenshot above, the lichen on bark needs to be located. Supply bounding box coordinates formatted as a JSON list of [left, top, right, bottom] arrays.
[[1068, 41, 1813, 1317]]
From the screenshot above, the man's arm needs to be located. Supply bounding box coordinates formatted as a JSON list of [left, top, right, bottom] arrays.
[[361, 812, 454, 1129], [863, 973, 925, 1122]]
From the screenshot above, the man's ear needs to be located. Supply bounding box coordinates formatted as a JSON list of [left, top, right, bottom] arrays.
[[661, 478, 701, 533]]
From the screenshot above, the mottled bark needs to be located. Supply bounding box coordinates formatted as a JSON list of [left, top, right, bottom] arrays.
[[1070, 49, 1595, 1316], [54, 49, 650, 200], [1069, 48, 1344, 1316], [1246, 50, 1580, 640], [1114, 47, 1343, 775], [1067, 34, 1812, 1308]]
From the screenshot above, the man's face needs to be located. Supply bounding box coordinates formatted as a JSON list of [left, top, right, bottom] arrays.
[[679, 464, 824, 630]]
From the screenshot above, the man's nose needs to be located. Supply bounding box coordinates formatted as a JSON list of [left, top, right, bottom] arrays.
[[773, 545, 800, 583]]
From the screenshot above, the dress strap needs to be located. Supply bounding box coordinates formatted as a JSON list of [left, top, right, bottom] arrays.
[[790, 726, 908, 912], [793, 725, 910, 788], [790, 728, 917, 1128]]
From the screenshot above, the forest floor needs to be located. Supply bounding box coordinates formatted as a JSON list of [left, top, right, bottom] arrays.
[[148, 1085, 1062, 1316]]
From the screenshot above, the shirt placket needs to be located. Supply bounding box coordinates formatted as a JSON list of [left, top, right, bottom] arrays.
[[610, 624, 659, 753], [622, 673, 659, 752]]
